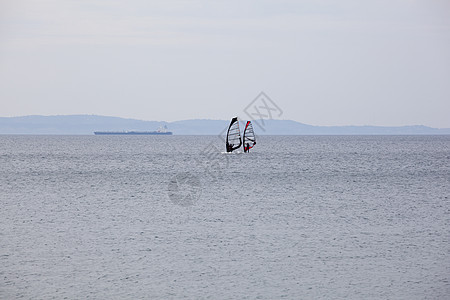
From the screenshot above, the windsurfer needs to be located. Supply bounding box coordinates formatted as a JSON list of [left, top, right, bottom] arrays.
[[245, 143, 250, 153]]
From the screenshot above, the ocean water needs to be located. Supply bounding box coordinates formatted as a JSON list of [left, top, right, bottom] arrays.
[[0, 135, 449, 299]]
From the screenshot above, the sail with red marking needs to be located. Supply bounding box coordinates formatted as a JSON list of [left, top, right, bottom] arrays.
[[243, 121, 256, 153], [226, 117, 242, 153]]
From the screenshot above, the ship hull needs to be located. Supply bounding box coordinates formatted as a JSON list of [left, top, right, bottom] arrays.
[[94, 131, 173, 135]]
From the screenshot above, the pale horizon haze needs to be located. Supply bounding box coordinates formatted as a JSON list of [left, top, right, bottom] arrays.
[[1, 0, 449, 127]]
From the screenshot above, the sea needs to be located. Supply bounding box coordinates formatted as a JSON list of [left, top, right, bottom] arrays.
[[0, 135, 449, 299]]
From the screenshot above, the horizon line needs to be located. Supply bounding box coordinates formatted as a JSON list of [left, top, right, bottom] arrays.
[[1, 114, 449, 129]]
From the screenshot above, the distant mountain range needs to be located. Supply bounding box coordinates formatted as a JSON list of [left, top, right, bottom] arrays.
[[0, 115, 449, 135]]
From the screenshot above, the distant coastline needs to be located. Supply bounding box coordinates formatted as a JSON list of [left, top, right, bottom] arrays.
[[0, 115, 449, 135]]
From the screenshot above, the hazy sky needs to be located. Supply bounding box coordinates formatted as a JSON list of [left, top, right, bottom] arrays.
[[1, 0, 449, 127]]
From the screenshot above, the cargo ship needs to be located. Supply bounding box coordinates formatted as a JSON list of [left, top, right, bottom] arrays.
[[94, 126, 172, 135]]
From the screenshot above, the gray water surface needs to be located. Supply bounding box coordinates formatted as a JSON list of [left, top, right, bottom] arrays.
[[1, 135, 449, 299]]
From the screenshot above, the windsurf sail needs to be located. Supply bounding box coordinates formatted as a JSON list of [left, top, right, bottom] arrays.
[[243, 121, 256, 153], [226, 117, 242, 153]]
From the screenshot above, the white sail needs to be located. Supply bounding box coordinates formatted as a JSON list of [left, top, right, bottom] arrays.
[[226, 117, 242, 153]]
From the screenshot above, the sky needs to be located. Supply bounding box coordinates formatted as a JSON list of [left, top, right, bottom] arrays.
[[0, 0, 449, 127]]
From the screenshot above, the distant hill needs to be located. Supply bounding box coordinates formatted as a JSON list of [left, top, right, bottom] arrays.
[[0, 115, 449, 135], [0, 115, 166, 135]]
